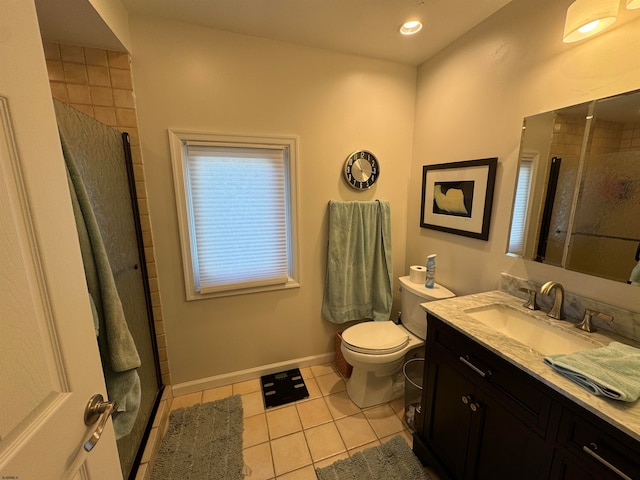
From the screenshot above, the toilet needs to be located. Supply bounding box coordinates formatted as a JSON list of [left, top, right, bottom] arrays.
[[340, 276, 455, 408]]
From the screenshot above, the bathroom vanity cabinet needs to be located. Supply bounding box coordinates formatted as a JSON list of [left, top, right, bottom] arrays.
[[551, 408, 640, 479], [413, 313, 640, 480]]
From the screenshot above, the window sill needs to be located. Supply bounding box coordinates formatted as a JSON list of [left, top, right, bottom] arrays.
[[185, 278, 300, 301]]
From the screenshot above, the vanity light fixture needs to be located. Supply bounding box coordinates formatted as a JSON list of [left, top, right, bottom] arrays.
[[627, 0, 640, 9], [399, 20, 423, 35], [563, 0, 619, 43]]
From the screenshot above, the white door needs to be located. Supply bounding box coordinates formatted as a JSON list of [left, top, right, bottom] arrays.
[[0, 1, 122, 479]]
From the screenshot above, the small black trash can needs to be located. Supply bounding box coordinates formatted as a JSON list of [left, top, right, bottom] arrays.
[[402, 357, 424, 431]]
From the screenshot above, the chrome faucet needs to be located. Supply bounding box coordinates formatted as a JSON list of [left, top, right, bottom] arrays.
[[540, 281, 564, 320]]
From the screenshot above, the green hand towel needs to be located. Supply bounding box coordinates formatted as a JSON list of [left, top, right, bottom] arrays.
[[544, 341, 640, 402], [322, 200, 392, 323]]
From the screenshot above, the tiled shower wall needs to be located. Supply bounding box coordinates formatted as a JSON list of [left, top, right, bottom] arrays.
[[621, 121, 640, 152], [43, 42, 171, 386]]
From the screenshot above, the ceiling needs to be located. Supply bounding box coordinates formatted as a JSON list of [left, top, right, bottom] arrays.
[[36, 0, 513, 66]]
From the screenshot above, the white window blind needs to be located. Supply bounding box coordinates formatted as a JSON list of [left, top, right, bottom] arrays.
[[185, 144, 289, 293], [509, 157, 534, 255]]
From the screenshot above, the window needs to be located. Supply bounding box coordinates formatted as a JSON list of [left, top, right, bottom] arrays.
[[508, 154, 535, 255], [169, 131, 299, 299]]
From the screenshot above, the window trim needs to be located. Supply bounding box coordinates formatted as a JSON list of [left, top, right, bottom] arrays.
[[508, 152, 537, 256], [168, 130, 300, 300]]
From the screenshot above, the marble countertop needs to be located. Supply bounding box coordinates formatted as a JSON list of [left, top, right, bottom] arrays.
[[421, 290, 640, 443]]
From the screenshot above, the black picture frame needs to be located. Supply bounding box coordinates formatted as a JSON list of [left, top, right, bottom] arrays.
[[420, 157, 498, 241]]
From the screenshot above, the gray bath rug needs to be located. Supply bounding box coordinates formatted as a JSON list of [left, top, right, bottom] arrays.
[[151, 394, 243, 480], [316, 435, 433, 480]]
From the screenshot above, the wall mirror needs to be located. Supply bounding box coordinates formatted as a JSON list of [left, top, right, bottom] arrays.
[[508, 89, 640, 285]]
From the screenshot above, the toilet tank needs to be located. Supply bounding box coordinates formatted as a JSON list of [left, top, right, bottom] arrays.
[[399, 276, 455, 339]]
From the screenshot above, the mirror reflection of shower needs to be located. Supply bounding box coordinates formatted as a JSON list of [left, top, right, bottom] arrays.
[[508, 90, 640, 285]]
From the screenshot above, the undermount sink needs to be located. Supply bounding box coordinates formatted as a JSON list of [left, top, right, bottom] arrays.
[[464, 303, 598, 356]]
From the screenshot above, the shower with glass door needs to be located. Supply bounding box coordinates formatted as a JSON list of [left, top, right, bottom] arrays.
[[54, 99, 162, 479]]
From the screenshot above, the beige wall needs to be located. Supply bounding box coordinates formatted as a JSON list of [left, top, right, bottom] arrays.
[[87, 0, 131, 50], [408, 0, 640, 312], [128, 16, 417, 384]]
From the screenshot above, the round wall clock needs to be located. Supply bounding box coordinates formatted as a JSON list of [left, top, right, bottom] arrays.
[[343, 150, 380, 190]]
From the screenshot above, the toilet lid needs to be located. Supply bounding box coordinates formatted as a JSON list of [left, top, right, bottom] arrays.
[[342, 321, 410, 355]]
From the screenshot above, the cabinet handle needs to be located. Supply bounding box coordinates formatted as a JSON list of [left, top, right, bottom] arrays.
[[461, 395, 471, 404], [459, 355, 487, 378], [582, 444, 632, 480], [470, 402, 480, 412]]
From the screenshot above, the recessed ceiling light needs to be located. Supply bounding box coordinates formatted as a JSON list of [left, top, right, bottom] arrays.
[[399, 20, 423, 35]]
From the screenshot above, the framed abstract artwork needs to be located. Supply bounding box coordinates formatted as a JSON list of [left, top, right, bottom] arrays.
[[420, 157, 498, 240]]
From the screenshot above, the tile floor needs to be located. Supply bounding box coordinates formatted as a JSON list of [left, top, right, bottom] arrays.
[[169, 363, 438, 480]]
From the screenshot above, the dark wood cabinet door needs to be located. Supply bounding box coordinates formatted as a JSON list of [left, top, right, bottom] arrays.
[[423, 346, 474, 479], [470, 384, 546, 480], [424, 347, 546, 480]]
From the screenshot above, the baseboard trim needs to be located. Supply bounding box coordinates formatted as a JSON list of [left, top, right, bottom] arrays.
[[171, 352, 335, 397]]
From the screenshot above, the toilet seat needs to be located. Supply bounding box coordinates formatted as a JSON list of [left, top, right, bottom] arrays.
[[341, 321, 409, 355]]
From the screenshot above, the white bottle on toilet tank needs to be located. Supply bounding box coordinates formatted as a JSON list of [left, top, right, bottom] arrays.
[[425, 254, 436, 289]]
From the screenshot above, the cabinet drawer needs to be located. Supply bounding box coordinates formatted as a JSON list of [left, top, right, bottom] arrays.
[[557, 409, 640, 480], [429, 314, 553, 435]]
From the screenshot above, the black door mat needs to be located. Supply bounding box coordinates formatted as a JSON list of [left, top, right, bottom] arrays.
[[260, 368, 309, 408]]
